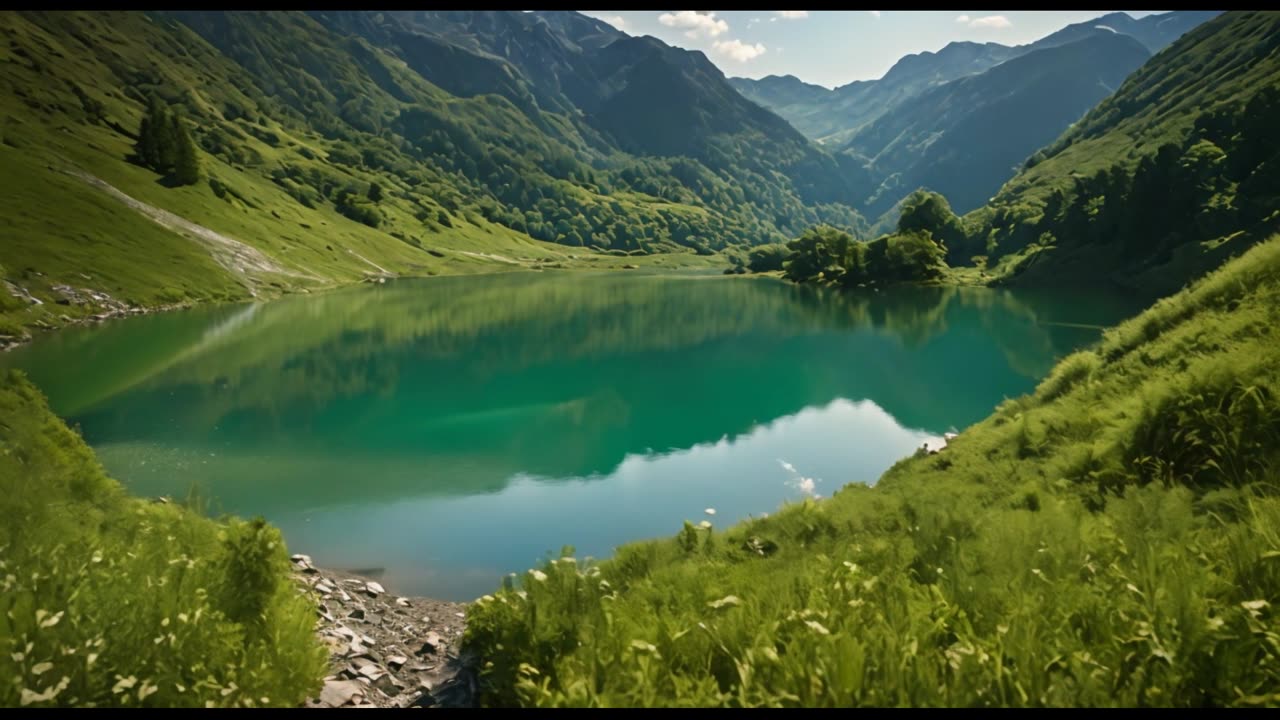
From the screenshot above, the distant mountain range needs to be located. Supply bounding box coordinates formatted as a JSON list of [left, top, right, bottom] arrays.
[[731, 11, 1221, 225]]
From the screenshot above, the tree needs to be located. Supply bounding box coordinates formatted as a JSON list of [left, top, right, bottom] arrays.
[[367, 182, 384, 203], [784, 226, 854, 282], [158, 113, 181, 173], [746, 243, 788, 273], [897, 190, 969, 265], [172, 115, 201, 186], [133, 95, 168, 170]]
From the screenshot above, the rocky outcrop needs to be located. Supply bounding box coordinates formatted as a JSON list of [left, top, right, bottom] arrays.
[[291, 555, 476, 708]]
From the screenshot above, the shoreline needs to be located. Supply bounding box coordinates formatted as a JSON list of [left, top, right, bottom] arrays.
[[289, 555, 477, 708], [0, 253, 724, 354]]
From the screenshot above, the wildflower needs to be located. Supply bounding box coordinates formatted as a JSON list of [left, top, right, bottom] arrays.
[[699, 520, 712, 529], [112, 676, 138, 694], [805, 620, 831, 635], [138, 682, 158, 701], [707, 595, 742, 610], [36, 610, 64, 628], [704, 508, 716, 516], [530, 570, 547, 582], [31, 662, 53, 676]]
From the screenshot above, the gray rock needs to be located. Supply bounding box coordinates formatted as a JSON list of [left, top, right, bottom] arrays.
[[374, 672, 403, 696], [320, 679, 363, 707], [417, 632, 444, 656]]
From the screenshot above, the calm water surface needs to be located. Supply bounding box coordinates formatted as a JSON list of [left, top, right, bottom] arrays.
[[3, 271, 1145, 599]]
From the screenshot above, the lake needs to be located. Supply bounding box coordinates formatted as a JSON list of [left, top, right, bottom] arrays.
[[2, 271, 1146, 600]]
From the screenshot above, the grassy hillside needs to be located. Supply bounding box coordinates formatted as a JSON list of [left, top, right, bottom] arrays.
[[966, 11, 1280, 294], [462, 234, 1280, 707], [0, 370, 327, 707], [6, 10, 879, 344]]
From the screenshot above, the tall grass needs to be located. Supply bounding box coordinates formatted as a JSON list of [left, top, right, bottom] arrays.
[[0, 371, 326, 707], [464, 236, 1280, 707]]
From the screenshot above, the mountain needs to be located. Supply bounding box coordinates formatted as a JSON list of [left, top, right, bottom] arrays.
[[726, 74, 830, 110], [846, 33, 1152, 219], [1030, 10, 1222, 54], [955, 11, 1280, 294], [0, 10, 869, 341], [730, 41, 1018, 145], [731, 11, 1219, 147]]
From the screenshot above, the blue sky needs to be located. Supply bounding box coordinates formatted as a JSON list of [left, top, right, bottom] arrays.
[[579, 11, 1167, 88]]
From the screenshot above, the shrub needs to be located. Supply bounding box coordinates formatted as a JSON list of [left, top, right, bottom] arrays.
[[0, 372, 326, 707]]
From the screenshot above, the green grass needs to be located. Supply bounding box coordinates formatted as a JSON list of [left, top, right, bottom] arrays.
[[462, 234, 1280, 707], [0, 370, 327, 707]]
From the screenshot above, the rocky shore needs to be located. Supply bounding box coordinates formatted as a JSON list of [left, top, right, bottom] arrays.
[[289, 555, 477, 709], [0, 281, 195, 352]]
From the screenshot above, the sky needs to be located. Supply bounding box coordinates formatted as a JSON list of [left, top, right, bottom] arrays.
[[579, 11, 1168, 88]]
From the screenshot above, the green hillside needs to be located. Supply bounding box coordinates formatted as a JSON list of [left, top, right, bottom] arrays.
[[464, 230, 1280, 707], [0, 10, 870, 344], [0, 369, 328, 707], [966, 11, 1280, 295]]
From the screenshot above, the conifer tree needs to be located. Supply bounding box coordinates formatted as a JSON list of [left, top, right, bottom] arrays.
[[157, 112, 180, 173], [172, 115, 201, 186]]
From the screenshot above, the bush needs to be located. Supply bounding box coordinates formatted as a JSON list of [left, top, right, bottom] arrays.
[[0, 372, 326, 707], [746, 243, 788, 273]]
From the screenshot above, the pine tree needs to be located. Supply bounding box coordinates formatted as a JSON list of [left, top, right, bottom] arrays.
[[157, 113, 180, 173], [134, 95, 166, 170], [134, 115, 155, 167], [172, 115, 201, 186]]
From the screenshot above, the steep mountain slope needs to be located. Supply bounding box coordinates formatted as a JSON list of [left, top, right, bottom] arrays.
[[1031, 10, 1222, 54], [730, 41, 1018, 145], [0, 10, 868, 342], [731, 11, 1218, 148], [847, 33, 1151, 219], [964, 11, 1280, 294], [300, 10, 872, 210]]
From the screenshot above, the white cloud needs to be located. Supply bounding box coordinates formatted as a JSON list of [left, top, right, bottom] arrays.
[[775, 11, 808, 20], [966, 15, 1012, 29], [955, 14, 970, 23], [658, 11, 729, 38], [588, 13, 627, 31], [712, 38, 767, 62], [748, 16, 761, 26], [869, 11, 881, 18]]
